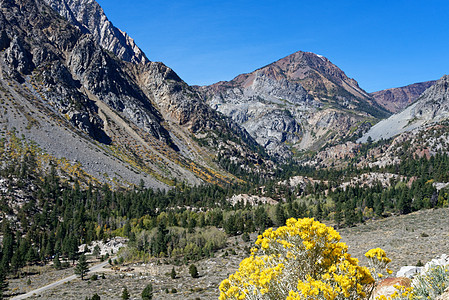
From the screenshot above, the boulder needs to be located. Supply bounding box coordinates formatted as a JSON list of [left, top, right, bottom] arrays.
[[424, 254, 449, 271], [396, 266, 423, 278], [373, 277, 411, 299]]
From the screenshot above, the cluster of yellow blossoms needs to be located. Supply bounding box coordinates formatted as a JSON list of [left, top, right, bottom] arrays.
[[219, 218, 392, 300], [365, 248, 393, 282]]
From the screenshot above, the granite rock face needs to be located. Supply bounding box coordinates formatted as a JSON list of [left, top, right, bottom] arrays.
[[0, 0, 108, 140], [66, 34, 170, 142], [198, 51, 387, 159], [43, 0, 148, 64], [371, 80, 437, 113]]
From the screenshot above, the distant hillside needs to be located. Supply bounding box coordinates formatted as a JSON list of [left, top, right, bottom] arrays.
[[371, 80, 437, 113], [360, 75, 449, 143]]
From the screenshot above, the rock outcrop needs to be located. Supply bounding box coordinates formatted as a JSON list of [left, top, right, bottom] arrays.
[[373, 277, 411, 299], [43, 0, 148, 64], [227, 194, 278, 206]]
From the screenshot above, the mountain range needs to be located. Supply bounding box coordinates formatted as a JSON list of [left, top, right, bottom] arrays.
[[2, 1, 449, 299], [0, 0, 269, 189], [0, 0, 446, 188]]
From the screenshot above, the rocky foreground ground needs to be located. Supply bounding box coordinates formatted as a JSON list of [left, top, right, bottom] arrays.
[[7, 207, 449, 299]]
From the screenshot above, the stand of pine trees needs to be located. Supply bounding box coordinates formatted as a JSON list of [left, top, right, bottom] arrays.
[[1, 131, 449, 287]]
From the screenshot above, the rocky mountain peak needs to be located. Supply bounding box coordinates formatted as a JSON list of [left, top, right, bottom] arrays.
[[0, 0, 271, 187], [198, 51, 387, 159], [252, 51, 371, 101], [418, 74, 449, 101], [43, 0, 148, 64]]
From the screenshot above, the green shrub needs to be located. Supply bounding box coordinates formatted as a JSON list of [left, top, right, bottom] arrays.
[[242, 232, 250, 243], [392, 265, 449, 299]]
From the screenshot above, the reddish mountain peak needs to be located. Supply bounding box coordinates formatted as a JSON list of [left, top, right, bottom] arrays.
[[371, 80, 437, 113], [201, 50, 389, 120], [224, 51, 358, 89]]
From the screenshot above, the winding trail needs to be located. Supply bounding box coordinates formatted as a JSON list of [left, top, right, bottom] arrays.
[[11, 258, 115, 299]]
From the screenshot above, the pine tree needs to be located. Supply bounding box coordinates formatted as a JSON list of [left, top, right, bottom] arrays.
[[398, 189, 412, 215], [93, 245, 101, 259], [25, 247, 38, 265], [0, 268, 8, 300], [374, 196, 384, 217], [141, 283, 153, 300], [189, 264, 199, 278], [315, 201, 323, 220], [91, 293, 100, 300], [275, 203, 286, 226], [224, 215, 237, 235], [344, 202, 356, 227], [170, 267, 176, 279], [334, 202, 342, 227], [1, 221, 14, 273], [53, 253, 61, 270], [121, 287, 130, 300], [151, 223, 168, 256], [74, 254, 89, 280]]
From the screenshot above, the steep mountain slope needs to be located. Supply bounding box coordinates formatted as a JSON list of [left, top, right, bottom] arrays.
[[43, 0, 148, 64], [0, 0, 268, 188], [360, 75, 449, 142], [371, 80, 437, 113], [197, 51, 389, 159]]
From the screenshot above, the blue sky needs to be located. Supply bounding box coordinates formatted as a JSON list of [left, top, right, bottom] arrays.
[[97, 0, 449, 92]]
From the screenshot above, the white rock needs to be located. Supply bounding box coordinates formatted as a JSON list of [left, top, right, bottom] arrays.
[[396, 266, 423, 278], [422, 254, 449, 273]]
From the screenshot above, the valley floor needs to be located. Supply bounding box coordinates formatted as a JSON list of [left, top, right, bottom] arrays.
[[6, 207, 449, 299]]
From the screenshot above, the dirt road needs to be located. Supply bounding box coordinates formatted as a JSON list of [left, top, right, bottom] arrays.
[[11, 258, 115, 299]]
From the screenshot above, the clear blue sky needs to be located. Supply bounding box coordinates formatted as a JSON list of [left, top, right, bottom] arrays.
[[97, 0, 449, 92]]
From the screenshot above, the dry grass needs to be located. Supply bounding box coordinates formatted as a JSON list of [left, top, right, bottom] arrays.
[[6, 207, 449, 299]]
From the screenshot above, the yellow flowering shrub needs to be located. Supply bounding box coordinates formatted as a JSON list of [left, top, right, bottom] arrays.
[[219, 218, 391, 300]]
